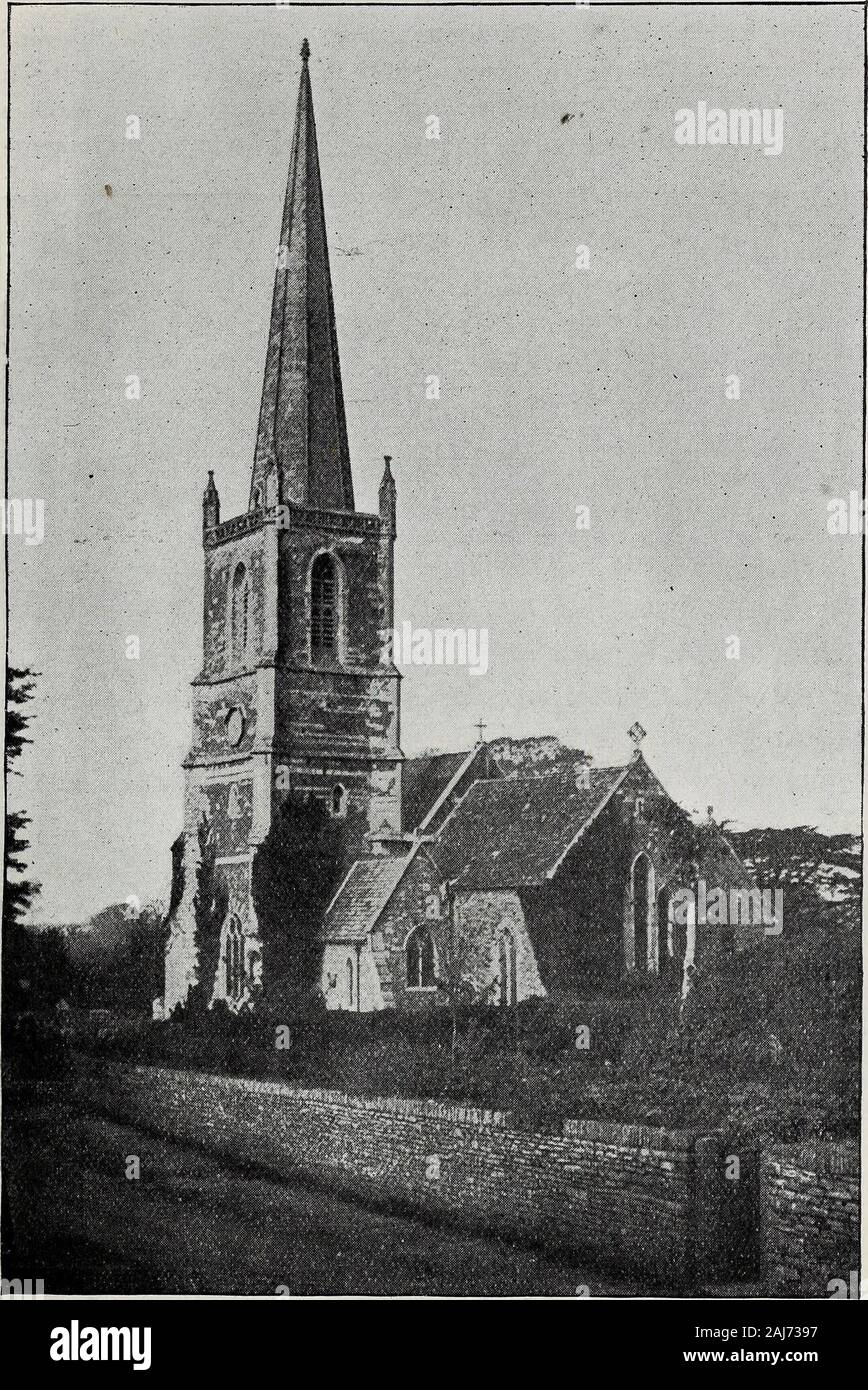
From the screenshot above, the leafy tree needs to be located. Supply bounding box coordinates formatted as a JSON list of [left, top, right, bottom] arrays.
[[431, 886, 491, 1082], [251, 796, 345, 1013], [3, 668, 44, 1024], [186, 818, 228, 1015], [67, 899, 168, 1011], [166, 833, 185, 921], [1, 923, 76, 1016], [727, 826, 862, 936], [4, 812, 41, 928], [127, 902, 171, 1007], [3, 667, 41, 929], [5, 665, 37, 766]]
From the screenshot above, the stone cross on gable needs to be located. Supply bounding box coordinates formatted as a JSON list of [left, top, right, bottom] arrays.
[[628, 721, 647, 747]]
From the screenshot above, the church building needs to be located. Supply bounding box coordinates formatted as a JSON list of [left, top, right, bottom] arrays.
[[163, 40, 402, 1014], [163, 43, 756, 1017], [320, 734, 758, 1011]]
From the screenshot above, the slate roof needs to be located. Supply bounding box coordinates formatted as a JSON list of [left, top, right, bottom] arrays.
[[432, 762, 632, 891], [401, 751, 471, 833], [321, 854, 413, 942], [322, 758, 635, 943]]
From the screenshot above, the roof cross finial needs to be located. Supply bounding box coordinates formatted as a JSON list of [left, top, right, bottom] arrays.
[[474, 719, 487, 745], [301, 38, 310, 63]]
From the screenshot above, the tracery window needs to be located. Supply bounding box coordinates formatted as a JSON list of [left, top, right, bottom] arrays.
[[406, 927, 436, 990], [225, 916, 245, 1000]]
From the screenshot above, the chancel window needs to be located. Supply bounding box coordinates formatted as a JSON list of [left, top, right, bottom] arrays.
[[630, 852, 654, 972], [311, 554, 338, 655], [225, 916, 245, 1000], [406, 927, 436, 990]]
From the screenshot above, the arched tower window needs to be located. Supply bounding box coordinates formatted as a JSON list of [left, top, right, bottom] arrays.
[[331, 784, 347, 818], [311, 553, 338, 656], [225, 916, 245, 1001], [230, 563, 250, 663], [406, 926, 436, 991]]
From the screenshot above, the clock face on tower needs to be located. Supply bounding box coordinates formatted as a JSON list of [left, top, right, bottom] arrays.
[[226, 707, 245, 747]]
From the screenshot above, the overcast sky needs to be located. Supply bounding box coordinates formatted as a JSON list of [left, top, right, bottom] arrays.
[[8, 2, 863, 922]]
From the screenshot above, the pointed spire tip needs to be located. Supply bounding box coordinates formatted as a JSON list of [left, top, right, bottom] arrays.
[[252, 28, 356, 513]]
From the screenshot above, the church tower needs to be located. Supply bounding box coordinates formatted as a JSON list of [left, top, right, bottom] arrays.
[[164, 41, 403, 1013]]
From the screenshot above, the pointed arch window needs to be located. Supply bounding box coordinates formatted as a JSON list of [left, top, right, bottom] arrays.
[[346, 955, 355, 1009], [628, 852, 655, 973], [406, 926, 436, 991], [331, 784, 347, 818], [230, 563, 250, 663], [225, 916, 245, 1001], [311, 553, 338, 656], [497, 929, 517, 1007]]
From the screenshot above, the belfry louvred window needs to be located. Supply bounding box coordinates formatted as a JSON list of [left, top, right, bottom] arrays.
[[311, 554, 338, 653]]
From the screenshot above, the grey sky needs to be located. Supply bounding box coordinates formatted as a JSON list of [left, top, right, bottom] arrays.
[[7, 3, 864, 922]]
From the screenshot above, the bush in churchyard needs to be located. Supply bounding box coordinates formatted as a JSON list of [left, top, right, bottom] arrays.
[[252, 795, 345, 1016]]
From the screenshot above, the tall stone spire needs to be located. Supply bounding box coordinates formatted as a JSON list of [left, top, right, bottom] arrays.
[[250, 39, 354, 512]]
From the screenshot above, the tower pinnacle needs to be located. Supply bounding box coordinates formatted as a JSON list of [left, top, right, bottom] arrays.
[[379, 454, 397, 535], [203, 469, 220, 531]]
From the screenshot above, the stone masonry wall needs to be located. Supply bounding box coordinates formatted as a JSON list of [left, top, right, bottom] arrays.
[[86, 1062, 707, 1288], [762, 1143, 860, 1298]]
